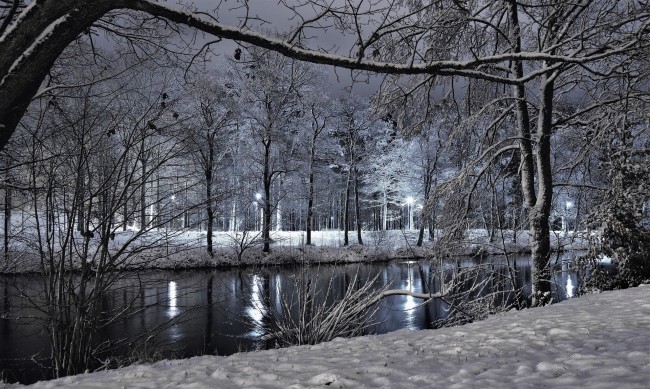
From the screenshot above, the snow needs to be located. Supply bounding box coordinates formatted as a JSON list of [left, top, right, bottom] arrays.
[[1, 227, 590, 273], [0, 2, 37, 45], [0, 13, 72, 88], [9, 285, 649, 388]]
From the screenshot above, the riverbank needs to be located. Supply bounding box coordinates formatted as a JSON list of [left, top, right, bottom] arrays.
[[8, 284, 648, 388], [0, 229, 591, 274]]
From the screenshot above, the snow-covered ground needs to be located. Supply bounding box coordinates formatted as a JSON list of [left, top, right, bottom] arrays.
[[11, 285, 648, 389]]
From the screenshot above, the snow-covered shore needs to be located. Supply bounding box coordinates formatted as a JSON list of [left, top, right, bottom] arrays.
[[1, 229, 590, 274], [11, 285, 648, 389]]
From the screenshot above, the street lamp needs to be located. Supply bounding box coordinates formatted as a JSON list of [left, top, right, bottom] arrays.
[[564, 201, 573, 233], [406, 196, 414, 230], [255, 193, 263, 231], [168, 195, 177, 230]]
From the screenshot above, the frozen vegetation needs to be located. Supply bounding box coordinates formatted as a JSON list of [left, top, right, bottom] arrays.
[[7, 284, 648, 388]]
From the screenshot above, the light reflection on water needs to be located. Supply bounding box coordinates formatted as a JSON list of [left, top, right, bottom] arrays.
[[246, 274, 266, 336], [558, 260, 578, 299], [166, 281, 183, 342], [402, 263, 418, 330], [167, 281, 179, 318], [566, 277, 574, 298]]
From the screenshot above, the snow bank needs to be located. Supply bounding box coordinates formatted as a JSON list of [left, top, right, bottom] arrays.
[[14, 285, 649, 388]]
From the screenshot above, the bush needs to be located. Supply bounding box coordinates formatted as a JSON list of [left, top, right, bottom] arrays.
[[252, 267, 387, 347]]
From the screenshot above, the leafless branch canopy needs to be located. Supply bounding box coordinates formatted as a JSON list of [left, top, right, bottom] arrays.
[[1, 0, 648, 149]]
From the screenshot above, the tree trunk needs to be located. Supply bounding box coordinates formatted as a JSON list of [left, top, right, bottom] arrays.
[[184, 182, 189, 228], [154, 171, 160, 228], [511, 170, 522, 244], [76, 156, 85, 233], [508, 0, 553, 305], [428, 208, 436, 241], [3, 181, 10, 263], [205, 141, 215, 256], [306, 135, 317, 245], [230, 200, 237, 232], [276, 176, 283, 231], [417, 224, 425, 247], [382, 188, 387, 231], [529, 74, 556, 305], [343, 167, 351, 246], [139, 157, 147, 231], [416, 152, 438, 247], [417, 161, 433, 247], [354, 167, 363, 245], [262, 138, 272, 253], [123, 156, 129, 231]]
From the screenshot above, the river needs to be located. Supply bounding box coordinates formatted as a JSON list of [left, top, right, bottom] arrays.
[[0, 254, 582, 384]]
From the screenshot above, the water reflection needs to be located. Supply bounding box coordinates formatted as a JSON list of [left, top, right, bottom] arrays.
[[167, 281, 179, 318], [246, 275, 266, 336], [557, 260, 578, 299], [274, 274, 282, 310], [402, 262, 418, 330], [374, 261, 435, 333], [566, 277, 574, 298]]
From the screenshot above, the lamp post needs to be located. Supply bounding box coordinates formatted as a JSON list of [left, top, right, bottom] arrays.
[[565, 200, 573, 233], [255, 193, 262, 231], [170, 195, 176, 229], [406, 196, 414, 230]]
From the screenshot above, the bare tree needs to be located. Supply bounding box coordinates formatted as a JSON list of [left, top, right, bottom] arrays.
[[415, 126, 442, 246], [373, 1, 649, 304], [304, 98, 333, 245], [333, 96, 369, 246], [235, 49, 315, 252], [1, 51, 187, 377], [182, 71, 238, 256]]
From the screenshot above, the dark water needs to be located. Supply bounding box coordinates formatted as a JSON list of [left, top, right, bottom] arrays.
[[0, 254, 582, 384]]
